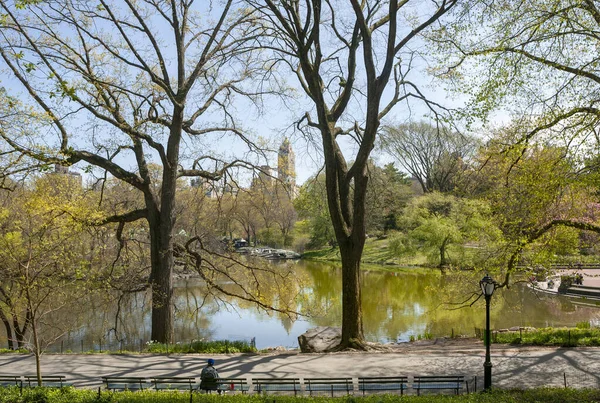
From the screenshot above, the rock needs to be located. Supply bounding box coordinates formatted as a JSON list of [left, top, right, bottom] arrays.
[[298, 326, 341, 353], [265, 346, 288, 352]]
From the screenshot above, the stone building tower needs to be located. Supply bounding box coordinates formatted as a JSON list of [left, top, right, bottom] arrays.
[[277, 138, 296, 191]]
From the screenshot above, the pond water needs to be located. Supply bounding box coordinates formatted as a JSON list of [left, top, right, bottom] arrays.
[[2, 260, 600, 351]]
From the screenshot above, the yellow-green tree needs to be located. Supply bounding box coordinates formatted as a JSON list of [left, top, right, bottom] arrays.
[[0, 174, 101, 385]]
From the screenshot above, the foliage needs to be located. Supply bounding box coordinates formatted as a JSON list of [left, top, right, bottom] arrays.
[[491, 327, 600, 347], [0, 388, 600, 403], [396, 193, 500, 267], [294, 174, 336, 249], [145, 339, 256, 354], [297, 165, 413, 250]]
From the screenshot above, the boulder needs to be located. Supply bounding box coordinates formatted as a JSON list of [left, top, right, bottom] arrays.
[[298, 326, 341, 353]]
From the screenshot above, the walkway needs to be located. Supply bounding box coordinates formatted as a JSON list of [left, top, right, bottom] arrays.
[[1, 341, 600, 391]]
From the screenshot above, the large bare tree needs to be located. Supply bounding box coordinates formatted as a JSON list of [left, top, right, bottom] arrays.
[[250, 0, 458, 349], [0, 0, 265, 343]]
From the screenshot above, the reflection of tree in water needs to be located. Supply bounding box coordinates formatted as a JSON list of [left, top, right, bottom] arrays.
[[14, 262, 600, 351], [301, 263, 600, 343]]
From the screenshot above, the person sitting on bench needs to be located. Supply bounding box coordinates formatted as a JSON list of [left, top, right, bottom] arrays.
[[200, 358, 221, 394]]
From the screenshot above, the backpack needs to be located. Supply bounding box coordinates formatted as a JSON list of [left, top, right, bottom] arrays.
[[202, 367, 218, 381]]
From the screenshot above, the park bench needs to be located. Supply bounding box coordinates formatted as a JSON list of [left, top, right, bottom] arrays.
[[102, 376, 149, 391], [305, 377, 353, 396], [358, 376, 408, 395], [216, 378, 250, 394], [0, 376, 22, 388], [413, 375, 465, 395], [152, 376, 197, 391], [23, 375, 72, 388], [252, 378, 300, 395]]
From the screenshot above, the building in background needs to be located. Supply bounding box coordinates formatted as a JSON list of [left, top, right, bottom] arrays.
[[277, 138, 296, 193], [51, 164, 82, 188]]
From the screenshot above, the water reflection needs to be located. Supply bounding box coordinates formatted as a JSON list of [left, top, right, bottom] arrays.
[[2, 261, 600, 351]]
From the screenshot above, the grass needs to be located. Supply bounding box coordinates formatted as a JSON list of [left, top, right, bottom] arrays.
[[0, 388, 599, 403], [0, 340, 256, 355], [143, 339, 256, 354], [303, 237, 429, 266], [491, 327, 600, 347]]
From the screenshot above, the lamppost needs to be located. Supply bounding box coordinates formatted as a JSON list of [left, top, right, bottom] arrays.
[[480, 274, 496, 391]]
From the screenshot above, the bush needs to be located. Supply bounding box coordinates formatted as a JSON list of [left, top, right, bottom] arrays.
[[1, 388, 600, 403], [490, 327, 600, 347], [145, 339, 256, 354]]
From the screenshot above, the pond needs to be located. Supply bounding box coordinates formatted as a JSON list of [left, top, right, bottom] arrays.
[[2, 260, 600, 351]]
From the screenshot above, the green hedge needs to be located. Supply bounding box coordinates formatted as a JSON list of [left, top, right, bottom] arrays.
[[145, 340, 256, 354], [0, 388, 599, 403], [492, 327, 600, 347]]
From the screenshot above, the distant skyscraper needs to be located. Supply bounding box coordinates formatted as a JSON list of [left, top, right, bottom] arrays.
[[277, 138, 296, 191], [51, 164, 82, 188]]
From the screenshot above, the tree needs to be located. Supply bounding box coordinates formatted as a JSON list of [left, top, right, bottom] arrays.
[[397, 192, 499, 267], [431, 1, 600, 286], [381, 121, 479, 193], [365, 163, 413, 234], [250, 0, 458, 349], [0, 0, 264, 343], [437, 0, 600, 185], [0, 174, 99, 385]]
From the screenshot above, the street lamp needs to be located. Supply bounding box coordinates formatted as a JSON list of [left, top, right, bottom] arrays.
[[480, 274, 496, 391]]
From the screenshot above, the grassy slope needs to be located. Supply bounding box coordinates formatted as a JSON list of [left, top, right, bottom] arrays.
[[302, 237, 429, 266]]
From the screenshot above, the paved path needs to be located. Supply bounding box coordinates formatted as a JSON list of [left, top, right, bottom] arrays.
[[1, 344, 599, 392]]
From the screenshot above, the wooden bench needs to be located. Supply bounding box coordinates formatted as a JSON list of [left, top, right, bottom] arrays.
[[252, 378, 300, 395], [0, 376, 22, 388], [305, 377, 353, 396], [358, 376, 408, 395], [23, 375, 72, 388], [216, 378, 250, 394], [152, 376, 197, 391], [413, 375, 464, 395], [102, 376, 149, 391]]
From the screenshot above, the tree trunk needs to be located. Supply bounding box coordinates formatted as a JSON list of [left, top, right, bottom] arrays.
[[149, 108, 183, 344], [0, 309, 13, 350], [147, 204, 173, 344], [338, 237, 365, 348], [440, 236, 449, 267]]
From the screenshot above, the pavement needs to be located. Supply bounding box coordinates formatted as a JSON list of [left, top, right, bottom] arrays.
[[1, 339, 600, 392]]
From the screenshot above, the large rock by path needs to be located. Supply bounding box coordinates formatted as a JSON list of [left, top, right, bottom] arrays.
[[298, 326, 341, 353]]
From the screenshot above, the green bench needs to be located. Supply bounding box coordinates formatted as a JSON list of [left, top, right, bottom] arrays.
[[217, 378, 250, 394], [24, 376, 72, 388], [305, 377, 353, 396], [102, 376, 149, 391], [152, 376, 197, 391], [358, 376, 408, 395], [0, 376, 22, 388], [252, 378, 300, 395], [413, 375, 465, 395]]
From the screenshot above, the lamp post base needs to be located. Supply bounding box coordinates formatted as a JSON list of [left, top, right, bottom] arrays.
[[483, 361, 493, 391]]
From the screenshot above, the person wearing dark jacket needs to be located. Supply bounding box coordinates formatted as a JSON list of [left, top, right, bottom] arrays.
[[200, 358, 220, 393]]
